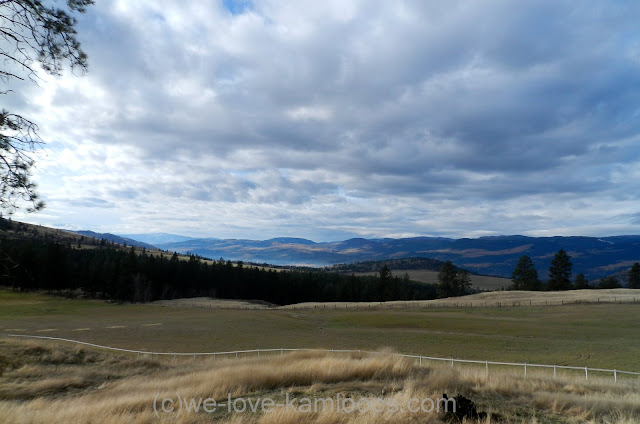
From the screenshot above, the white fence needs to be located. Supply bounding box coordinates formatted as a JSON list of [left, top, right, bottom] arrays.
[[5, 333, 640, 384]]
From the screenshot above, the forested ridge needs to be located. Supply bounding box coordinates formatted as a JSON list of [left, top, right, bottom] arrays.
[[328, 257, 447, 273], [0, 220, 437, 305]]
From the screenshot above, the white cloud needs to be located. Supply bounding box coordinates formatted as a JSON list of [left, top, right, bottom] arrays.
[[11, 0, 640, 240]]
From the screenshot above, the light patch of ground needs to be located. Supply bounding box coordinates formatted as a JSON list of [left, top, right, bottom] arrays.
[[151, 297, 273, 309]]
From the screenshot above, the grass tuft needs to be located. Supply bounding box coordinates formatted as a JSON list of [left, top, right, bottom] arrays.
[[0, 339, 638, 423]]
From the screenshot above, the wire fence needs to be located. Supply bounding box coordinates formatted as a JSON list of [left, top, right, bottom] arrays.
[[5, 333, 640, 384], [277, 297, 640, 310], [152, 297, 640, 310]]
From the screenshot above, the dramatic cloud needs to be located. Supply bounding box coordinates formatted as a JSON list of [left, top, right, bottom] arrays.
[[13, 0, 640, 240]]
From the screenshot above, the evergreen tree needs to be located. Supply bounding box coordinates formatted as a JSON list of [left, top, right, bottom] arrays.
[[437, 260, 458, 298], [628, 263, 640, 289], [548, 249, 572, 291], [378, 264, 392, 301], [1, 0, 93, 214], [456, 269, 471, 295], [598, 276, 621, 289], [511, 255, 540, 290], [573, 273, 589, 289]]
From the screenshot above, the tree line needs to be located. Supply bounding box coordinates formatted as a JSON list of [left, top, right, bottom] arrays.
[[510, 249, 640, 290], [329, 257, 447, 273], [0, 237, 439, 305]]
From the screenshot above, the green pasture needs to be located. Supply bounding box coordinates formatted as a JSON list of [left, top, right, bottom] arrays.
[[0, 289, 638, 372]]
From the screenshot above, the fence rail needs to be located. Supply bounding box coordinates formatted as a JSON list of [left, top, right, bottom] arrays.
[[4, 333, 640, 384]]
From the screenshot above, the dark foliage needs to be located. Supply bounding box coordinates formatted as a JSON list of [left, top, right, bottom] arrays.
[[511, 255, 541, 290], [628, 263, 640, 289], [548, 249, 573, 291], [598, 276, 621, 289], [573, 273, 589, 289], [1, 0, 93, 213], [437, 260, 471, 298], [328, 257, 447, 273], [441, 393, 493, 423], [0, 237, 438, 305]]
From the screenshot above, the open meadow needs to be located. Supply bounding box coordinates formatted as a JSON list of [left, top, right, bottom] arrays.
[[1, 289, 640, 371], [0, 337, 639, 423], [1, 289, 640, 423]]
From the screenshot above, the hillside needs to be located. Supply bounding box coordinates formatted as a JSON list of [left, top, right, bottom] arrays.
[[326, 257, 511, 290], [153, 235, 640, 280], [73, 230, 155, 250], [0, 219, 89, 246], [282, 288, 640, 309], [328, 257, 447, 273]]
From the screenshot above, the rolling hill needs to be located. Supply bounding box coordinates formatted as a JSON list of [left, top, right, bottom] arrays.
[[151, 235, 640, 280], [73, 230, 155, 249]]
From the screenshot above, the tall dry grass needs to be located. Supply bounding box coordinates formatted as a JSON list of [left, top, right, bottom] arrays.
[[282, 288, 640, 309], [0, 338, 638, 423]]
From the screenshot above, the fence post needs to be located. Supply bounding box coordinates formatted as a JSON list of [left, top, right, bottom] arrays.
[[451, 358, 454, 368], [524, 363, 527, 377], [553, 365, 556, 378], [419, 356, 422, 366], [614, 369, 617, 383], [485, 360, 488, 375], [585, 367, 588, 381]]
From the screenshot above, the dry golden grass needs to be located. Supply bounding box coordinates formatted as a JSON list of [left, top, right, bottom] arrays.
[[282, 288, 640, 309], [0, 338, 638, 423]]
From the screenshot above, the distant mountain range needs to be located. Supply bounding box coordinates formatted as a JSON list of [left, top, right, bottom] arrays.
[[73, 231, 156, 250], [118, 233, 197, 245], [118, 234, 640, 280]]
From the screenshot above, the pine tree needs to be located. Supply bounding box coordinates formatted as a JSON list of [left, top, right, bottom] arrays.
[[511, 255, 540, 290], [437, 260, 458, 298], [548, 249, 572, 291], [598, 276, 620, 289], [378, 264, 392, 302], [1, 1, 93, 214], [573, 273, 589, 289], [456, 269, 471, 295], [628, 263, 640, 289]]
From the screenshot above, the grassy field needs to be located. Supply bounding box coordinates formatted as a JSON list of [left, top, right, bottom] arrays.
[[0, 338, 638, 423], [283, 288, 640, 309], [1, 289, 640, 372], [353, 270, 511, 290], [1, 289, 640, 423]]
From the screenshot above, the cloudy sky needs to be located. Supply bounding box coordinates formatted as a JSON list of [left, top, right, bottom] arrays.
[[10, 0, 640, 241]]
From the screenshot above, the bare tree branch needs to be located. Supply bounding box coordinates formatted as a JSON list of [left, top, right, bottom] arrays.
[[1, 0, 93, 214]]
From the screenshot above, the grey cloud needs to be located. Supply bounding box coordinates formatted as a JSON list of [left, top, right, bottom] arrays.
[[67, 197, 115, 208], [20, 0, 640, 239]]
